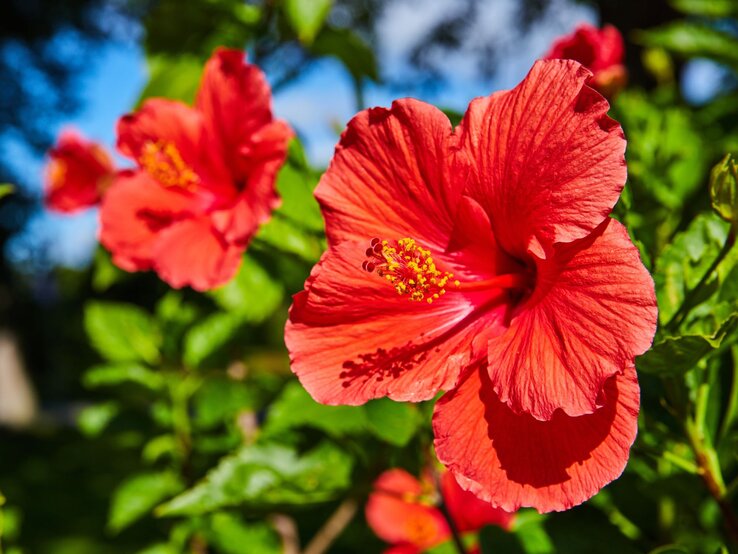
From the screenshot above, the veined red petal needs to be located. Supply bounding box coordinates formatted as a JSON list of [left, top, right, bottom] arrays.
[[440, 471, 515, 532], [152, 217, 244, 291], [366, 469, 449, 550], [487, 219, 656, 419], [433, 365, 640, 513], [285, 242, 506, 405], [457, 59, 626, 259], [99, 171, 197, 272], [317, 99, 464, 250], [196, 48, 291, 184]]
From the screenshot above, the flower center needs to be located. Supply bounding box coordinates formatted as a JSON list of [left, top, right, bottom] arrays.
[[362, 237, 533, 304], [139, 140, 199, 189], [363, 238, 458, 304]]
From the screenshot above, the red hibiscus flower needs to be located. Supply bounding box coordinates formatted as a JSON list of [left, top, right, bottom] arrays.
[[100, 48, 292, 291], [366, 468, 514, 553], [285, 59, 657, 512], [545, 23, 627, 99], [44, 129, 115, 213]]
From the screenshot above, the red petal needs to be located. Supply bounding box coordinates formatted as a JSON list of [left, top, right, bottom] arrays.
[[317, 99, 463, 250], [366, 469, 449, 549], [211, 120, 292, 245], [457, 59, 626, 259], [487, 219, 656, 419], [44, 129, 114, 213], [440, 471, 515, 532], [433, 365, 640, 513], [285, 242, 506, 405], [152, 216, 243, 291], [117, 99, 204, 166], [196, 48, 291, 184], [99, 171, 197, 272]]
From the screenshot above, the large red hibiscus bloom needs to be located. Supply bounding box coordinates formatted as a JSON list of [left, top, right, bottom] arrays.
[[44, 129, 115, 213], [286, 59, 657, 512], [545, 23, 627, 99], [366, 468, 513, 553], [100, 48, 292, 291]]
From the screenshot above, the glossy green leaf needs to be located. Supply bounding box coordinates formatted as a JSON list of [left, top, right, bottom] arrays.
[[108, 471, 184, 533], [138, 55, 203, 106], [208, 255, 284, 319], [256, 215, 325, 262], [84, 302, 161, 364], [274, 157, 324, 232], [206, 513, 281, 554], [156, 442, 353, 516], [364, 398, 422, 447], [264, 381, 368, 438], [311, 26, 379, 81], [284, 0, 333, 44], [710, 153, 738, 224], [638, 315, 738, 375], [639, 23, 738, 71], [77, 402, 120, 438], [182, 312, 246, 369], [83, 363, 165, 391], [670, 0, 738, 16]]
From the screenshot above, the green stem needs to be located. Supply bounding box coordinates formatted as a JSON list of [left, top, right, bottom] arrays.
[[667, 227, 736, 331]]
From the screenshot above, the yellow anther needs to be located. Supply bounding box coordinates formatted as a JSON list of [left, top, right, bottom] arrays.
[[140, 140, 199, 189]]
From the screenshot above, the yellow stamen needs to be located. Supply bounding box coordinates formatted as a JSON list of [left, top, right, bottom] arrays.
[[139, 140, 199, 189]]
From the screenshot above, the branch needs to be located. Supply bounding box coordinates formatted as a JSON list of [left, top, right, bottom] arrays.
[[302, 498, 358, 554]]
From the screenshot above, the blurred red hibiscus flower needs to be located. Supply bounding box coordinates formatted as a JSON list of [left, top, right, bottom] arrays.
[[545, 23, 627, 99], [100, 48, 292, 291], [286, 59, 657, 512], [44, 128, 115, 213], [366, 468, 513, 553]]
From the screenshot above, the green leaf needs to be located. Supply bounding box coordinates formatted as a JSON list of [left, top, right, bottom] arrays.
[[156, 442, 353, 516], [710, 153, 738, 224], [83, 363, 165, 391], [92, 248, 128, 292], [638, 23, 738, 71], [77, 402, 120, 438], [0, 184, 14, 200], [364, 398, 422, 446], [256, 216, 325, 262], [654, 213, 731, 325], [138, 54, 203, 105], [638, 315, 738, 375], [274, 157, 324, 232], [311, 26, 379, 82], [84, 302, 161, 364], [192, 377, 259, 430], [264, 381, 368, 438], [109, 471, 184, 533], [137, 544, 179, 554], [284, 0, 333, 45], [205, 513, 281, 554], [670, 0, 738, 17], [182, 312, 246, 369], [208, 256, 284, 320]]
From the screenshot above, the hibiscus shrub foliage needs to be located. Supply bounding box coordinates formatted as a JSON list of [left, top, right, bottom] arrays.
[[6, 1, 738, 553]]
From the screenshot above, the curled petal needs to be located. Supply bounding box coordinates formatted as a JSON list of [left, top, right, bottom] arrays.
[[458, 59, 626, 259], [317, 99, 464, 250], [152, 216, 243, 291], [433, 365, 640, 513], [487, 218, 657, 419], [285, 242, 506, 405]]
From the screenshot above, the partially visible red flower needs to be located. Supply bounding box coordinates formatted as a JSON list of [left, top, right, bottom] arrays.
[[44, 129, 115, 213], [286, 60, 657, 512], [366, 468, 513, 553], [100, 48, 292, 291], [545, 23, 627, 98]]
